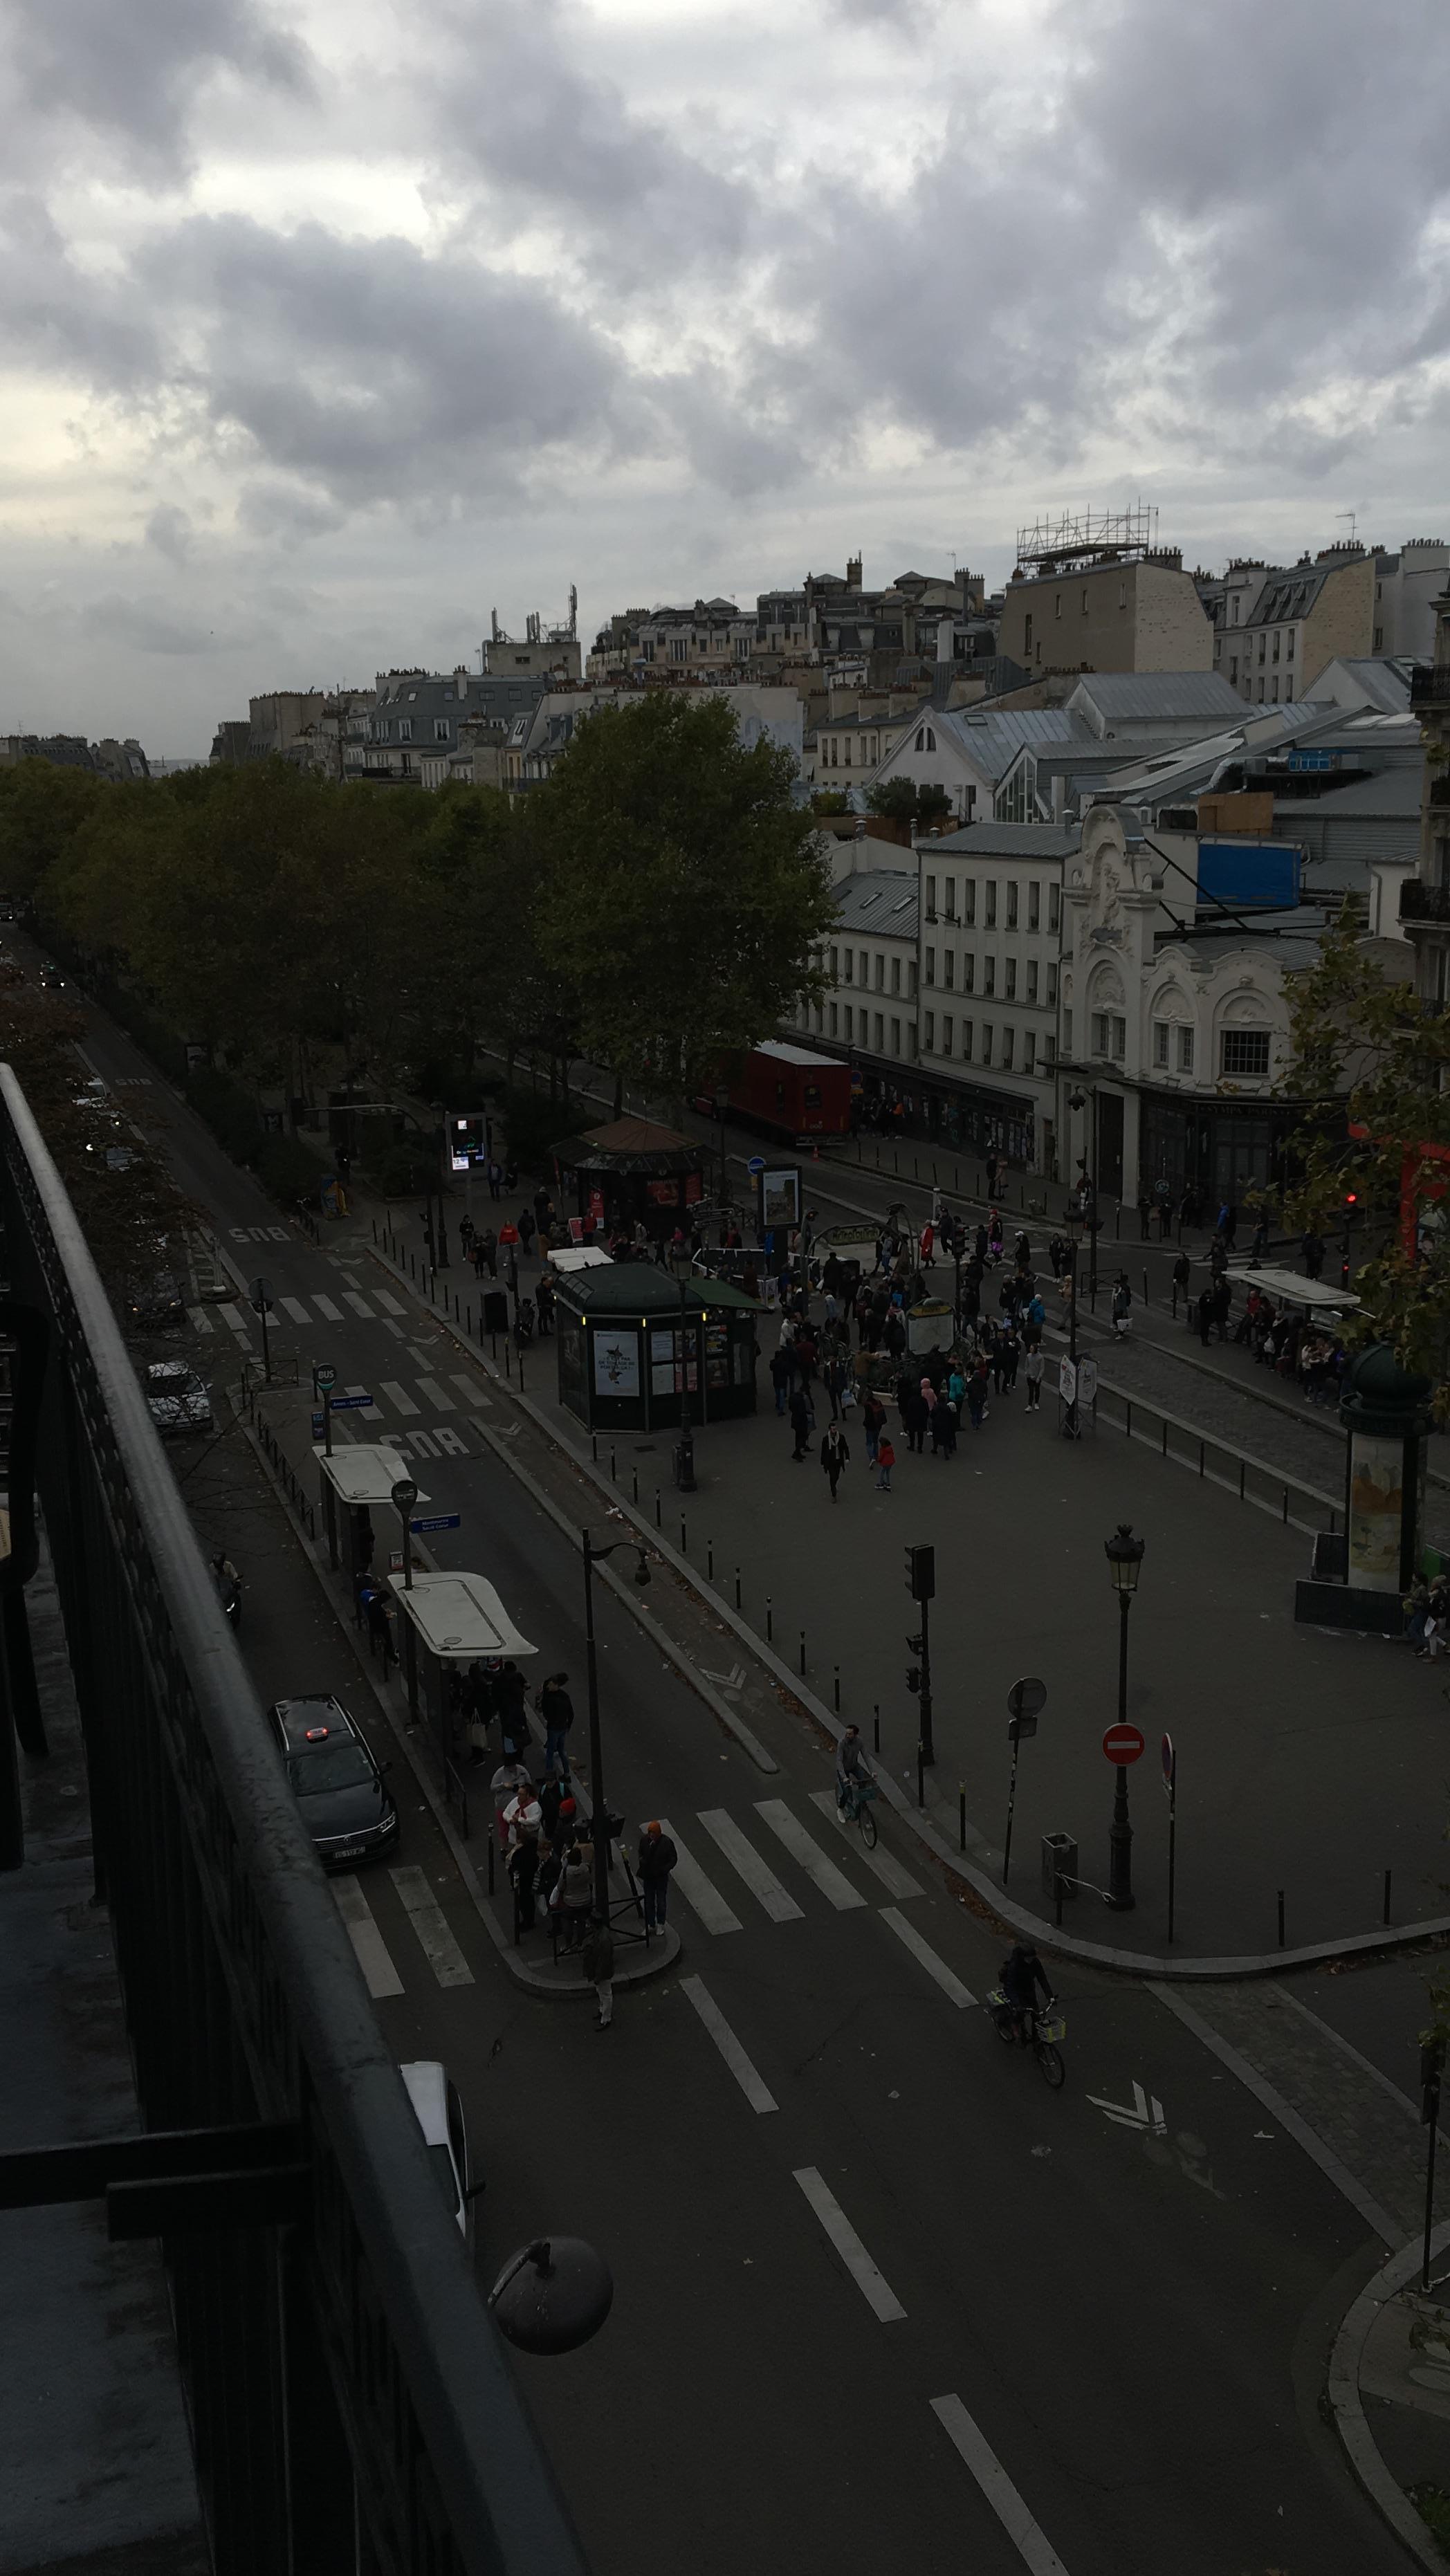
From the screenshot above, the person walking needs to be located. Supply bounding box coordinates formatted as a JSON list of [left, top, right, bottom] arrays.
[[860, 1388, 885, 1466], [985, 1147, 1000, 1196], [874, 1431, 896, 1493], [560, 1844, 592, 1949], [820, 1421, 850, 1502], [769, 1343, 792, 1415], [1302, 1228, 1325, 1281], [637, 1821, 678, 1932], [902, 1386, 929, 1454], [1172, 1249, 1190, 1317], [509, 1832, 540, 1937], [789, 1385, 811, 1460], [517, 1205, 536, 1259], [582, 1916, 615, 2027], [1137, 1190, 1152, 1242], [1025, 1345, 1044, 1410], [823, 1350, 847, 1423], [1111, 1274, 1132, 1338], [966, 1361, 989, 1429], [538, 1671, 575, 1779], [929, 1394, 957, 1459], [1195, 1285, 1213, 1348]]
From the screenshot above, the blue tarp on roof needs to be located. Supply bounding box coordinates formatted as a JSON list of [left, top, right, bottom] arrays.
[[1197, 840, 1301, 910]]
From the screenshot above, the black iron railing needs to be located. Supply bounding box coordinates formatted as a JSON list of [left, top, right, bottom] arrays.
[[0, 1065, 587, 2576]]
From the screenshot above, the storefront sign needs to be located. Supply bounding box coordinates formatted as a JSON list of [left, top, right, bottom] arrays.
[[592, 1330, 640, 1397]]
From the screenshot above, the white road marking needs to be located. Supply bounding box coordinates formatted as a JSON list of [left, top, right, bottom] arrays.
[[697, 1810, 804, 1923], [657, 1821, 742, 1935], [186, 1305, 213, 1336], [313, 1294, 344, 1322], [701, 1662, 746, 1693], [930, 2395, 1070, 2573], [280, 1296, 311, 1326], [1086, 2079, 1165, 2137], [345, 1381, 385, 1424], [808, 1790, 921, 1898], [379, 1380, 421, 1417], [410, 1346, 436, 1370], [217, 1303, 252, 1344], [374, 1289, 406, 1316], [389, 1866, 474, 1987], [449, 1372, 490, 1408], [416, 1376, 457, 1413], [343, 1291, 376, 1319], [383, 1318, 405, 1339], [755, 1799, 866, 1911], [433, 1426, 468, 1455], [333, 1878, 403, 1998], [879, 1908, 975, 2009], [793, 2168, 906, 2323], [681, 1975, 777, 2114]]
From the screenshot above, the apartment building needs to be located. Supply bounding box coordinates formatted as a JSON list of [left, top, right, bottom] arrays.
[[998, 553, 1213, 677], [912, 822, 1077, 1172], [1398, 579, 1450, 1004], [1228, 550, 1375, 703]]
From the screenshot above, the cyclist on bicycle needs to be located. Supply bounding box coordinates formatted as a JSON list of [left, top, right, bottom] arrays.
[[998, 1941, 1054, 2039], [836, 1723, 873, 1820]]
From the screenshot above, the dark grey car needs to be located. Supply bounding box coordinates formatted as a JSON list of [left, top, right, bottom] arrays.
[[266, 1693, 398, 1869]]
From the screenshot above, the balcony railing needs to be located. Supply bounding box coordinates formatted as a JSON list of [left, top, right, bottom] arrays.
[[1410, 663, 1450, 708], [0, 1067, 587, 2576], [1399, 878, 1450, 923]]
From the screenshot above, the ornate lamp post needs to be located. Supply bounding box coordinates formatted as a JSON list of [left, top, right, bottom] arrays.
[[1103, 1522, 1145, 1910]]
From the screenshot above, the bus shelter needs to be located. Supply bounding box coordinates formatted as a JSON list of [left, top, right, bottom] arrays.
[[554, 1260, 763, 1434], [314, 1442, 428, 1597], [387, 1570, 537, 1773]]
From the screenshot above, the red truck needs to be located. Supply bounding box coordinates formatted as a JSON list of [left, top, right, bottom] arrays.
[[706, 1041, 852, 1141]]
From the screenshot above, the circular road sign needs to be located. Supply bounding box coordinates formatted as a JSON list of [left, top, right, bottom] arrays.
[[1161, 1731, 1176, 1792], [747, 1156, 766, 1176], [248, 1273, 275, 1312], [1007, 1676, 1047, 1723], [1103, 1722, 1146, 1765], [315, 1363, 338, 1394], [390, 1477, 419, 1514]]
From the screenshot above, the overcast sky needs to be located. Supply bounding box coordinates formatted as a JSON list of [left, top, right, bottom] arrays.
[[3, 0, 1447, 755]]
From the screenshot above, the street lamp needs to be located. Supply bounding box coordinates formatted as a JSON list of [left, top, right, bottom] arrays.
[[674, 1273, 697, 1493], [580, 1533, 651, 1924], [391, 1475, 419, 1592], [714, 1084, 731, 1216], [1103, 1522, 1144, 1911], [1067, 1087, 1099, 1307]]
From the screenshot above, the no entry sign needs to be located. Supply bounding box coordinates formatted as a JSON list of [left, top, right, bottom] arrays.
[[1102, 1722, 1145, 1765]]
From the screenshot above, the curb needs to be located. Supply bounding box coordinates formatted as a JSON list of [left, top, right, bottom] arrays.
[[363, 1228, 1450, 1981], [1329, 2221, 1450, 2572], [226, 1384, 680, 2000]]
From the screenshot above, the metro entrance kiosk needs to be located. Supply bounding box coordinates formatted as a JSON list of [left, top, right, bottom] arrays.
[[387, 1570, 537, 1762], [314, 1441, 428, 1596]]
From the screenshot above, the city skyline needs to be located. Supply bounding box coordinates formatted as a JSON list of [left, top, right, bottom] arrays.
[[2, 0, 1447, 752]]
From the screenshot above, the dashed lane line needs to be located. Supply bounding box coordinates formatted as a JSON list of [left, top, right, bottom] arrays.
[[755, 1798, 866, 1911], [930, 2395, 1070, 2573], [680, 1975, 777, 2114], [793, 2167, 906, 2323], [333, 1877, 404, 1998], [697, 1809, 804, 1924]]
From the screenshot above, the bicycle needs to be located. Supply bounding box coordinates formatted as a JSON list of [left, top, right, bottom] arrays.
[[837, 1775, 879, 1850], [987, 1989, 1066, 2088]]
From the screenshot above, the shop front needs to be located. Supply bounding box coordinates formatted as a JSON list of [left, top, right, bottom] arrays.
[[1137, 1089, 1304, 1212]]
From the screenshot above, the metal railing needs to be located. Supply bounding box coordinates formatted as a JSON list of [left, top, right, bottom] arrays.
[[0, 1066, 587, 2576], [1088, 1372, 1338, 1536]]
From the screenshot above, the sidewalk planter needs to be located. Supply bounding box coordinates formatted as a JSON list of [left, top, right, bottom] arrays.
[[554, 1261, 762, 1435]]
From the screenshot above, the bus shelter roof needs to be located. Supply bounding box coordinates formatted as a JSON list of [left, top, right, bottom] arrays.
[[314, 1444, 430, 1507], [386, 1570, 538, 1662], [1225, 1265, 1360, 1318]]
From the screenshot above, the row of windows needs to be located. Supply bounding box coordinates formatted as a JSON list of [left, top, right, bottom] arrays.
[[1070, 1013, 1269, 1078], [923, 876, 1061, 933], [820, 733, 884, 768], [828, 946, 916, 995], [1022, 583, 1128, 651], [371, 717, 452, 744], [818, 1004, 914, 1059], [923, 951, 1059, 1006], [921, 1014, 1053, 1075]]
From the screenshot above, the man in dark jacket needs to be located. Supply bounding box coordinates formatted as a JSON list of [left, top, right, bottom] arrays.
[[637, 1821, 678, 1933], [539, 1672, 575, 1779], [819, 1422, 850, 1500]]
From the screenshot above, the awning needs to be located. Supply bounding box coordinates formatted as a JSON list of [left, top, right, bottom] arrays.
[[387, 1570, 537, 1660], [314, 1444, 430, 1507], [547, 1246, 614, 1273], [1225, 1265, 1360, 1316]]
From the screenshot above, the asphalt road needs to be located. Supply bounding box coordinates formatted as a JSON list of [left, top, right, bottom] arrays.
[[62, 997, 1412, 2575]]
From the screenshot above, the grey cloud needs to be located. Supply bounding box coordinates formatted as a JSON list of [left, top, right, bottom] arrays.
[[237, 479, 347, 544], [0, 192, 163, 393], [2, 0, 313, 177], [145, 504, 194, 564], [86, 593, 232, 654]]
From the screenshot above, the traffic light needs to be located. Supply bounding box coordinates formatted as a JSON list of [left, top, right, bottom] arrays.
[[906, 1666, 921, 1695], [905, 1545, 935, 1602], [1344, 1190, 1358, 1211]]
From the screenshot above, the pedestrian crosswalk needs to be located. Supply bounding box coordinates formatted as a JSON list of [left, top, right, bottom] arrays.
[[660, 1798, 925, 1939], [186, 1282, 447, 1338], [333, 1866, 477, 1999], [181, 1279, 499, 1439]]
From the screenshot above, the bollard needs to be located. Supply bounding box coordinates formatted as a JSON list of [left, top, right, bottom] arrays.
[[680, 1516, 687, 1554], [1054, 1870, 1065, 1930], [1277, 1889, 1285, 1948], [1384, 1867, 1393, 1925], [488, 1839, 495, 1896], [467, 1305, 472, 1334], [766, 1598, 773, 1644], [954, 1164, 961, 1195], [959, 1784, 966, 1853], [707, 1540, 714, 1580], [505, 1341, 513, 1379], [1142, 1268, 1148, 1305], [735, 1566, 742, 1610], [655, 1487, 663, 1529], [833, 1665, 841, 1714], [371, 1218, 377, 1242], [632, 1467, 639, 1504], [873, 1703, 880, 1756], [518, 1351, 525, 1393], [913, 1157, 919, 1180], [592, 1434, 598, 1462], [917, 1743, 925, 1808], [610, 1448, 617, 1482], [798, 1630, 806, 1677]]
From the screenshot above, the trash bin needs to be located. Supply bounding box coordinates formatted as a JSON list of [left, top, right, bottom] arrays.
[[483, 1290, 509, 1336], [1041, 1832, 1077, 1902]]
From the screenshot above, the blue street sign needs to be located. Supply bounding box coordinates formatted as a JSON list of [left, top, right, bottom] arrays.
[[329, 1393, 374, 1411], [410, 1513, 461, 1534], [747, 1155, 765, 1175]]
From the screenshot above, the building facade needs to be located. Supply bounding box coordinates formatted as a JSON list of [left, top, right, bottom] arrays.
[[1229, 551, 1375, 703], [1399, 582, 1450, 1002], [997, 554, 1213, 677]]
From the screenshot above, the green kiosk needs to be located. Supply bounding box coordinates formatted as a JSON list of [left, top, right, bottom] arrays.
[[554, 1261, 763, 1437]]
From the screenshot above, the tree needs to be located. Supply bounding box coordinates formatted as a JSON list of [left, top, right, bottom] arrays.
[[530, 694, 834, 1106], [0, 759, 107, 900], [865, 776, 952, 829], [1281, 915, 1450, 1400], [810, 789, 852, 816]]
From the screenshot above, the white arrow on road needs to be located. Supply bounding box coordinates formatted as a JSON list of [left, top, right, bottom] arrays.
[[701, 1663, 746, 1693], [1086, 2079, 1166, 2136]]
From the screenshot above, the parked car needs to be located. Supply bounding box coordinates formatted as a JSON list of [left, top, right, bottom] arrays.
[[400, 2061, 479, 2236], [37, 959, 65, 989], [266, 1693, 399, 1870], [143, 1359, 212, 1435], [127, 1267, 186, 1327]]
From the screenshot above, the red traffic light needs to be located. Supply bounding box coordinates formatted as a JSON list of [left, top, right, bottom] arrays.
[[1344, 1191, 1358, 1206]]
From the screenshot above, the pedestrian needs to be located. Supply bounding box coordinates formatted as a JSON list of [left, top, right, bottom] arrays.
[[929, 1395, 957, 1458], [919, 1221, 935, 1268], [1172, 1249, 1190, 1317], [1195, 1287, 1213, 1347], [874, 1432, 896, 1493], [517, 1206, 536, 1258], [535, 1273, 556, 1336], [364, 1588, 397, 1670], [861, 1388, 885, 1464], [1137, 1191, 1152, 1242], [823, 1350, 847, 1422], [495, 1659, 529, 1756], [538, 1671, 575, 1778], [789, 1386, 811, 1460], [477, 1225, 498, 1278], [560, 1844, 592, 1949], [582, 1915, 615, 2027], [491, 1753, 532, 1847], [1001, 1327, 1021, 1391], [1302, 1229, 1324, 1281], [1111, 1274, 1132, 1338], [820, 1421, 850, 1501], [486, 1157, 502, 1201], [509, 1832, 539, 1935], [637, 1820, 678, 1931], [985, 1147, 999, 1195], [1025, 1345, 1044, 1410], [903, 1386, 928, 1453], [769, 1344, 792, 1415], [966, 1363, 988, 1429]]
